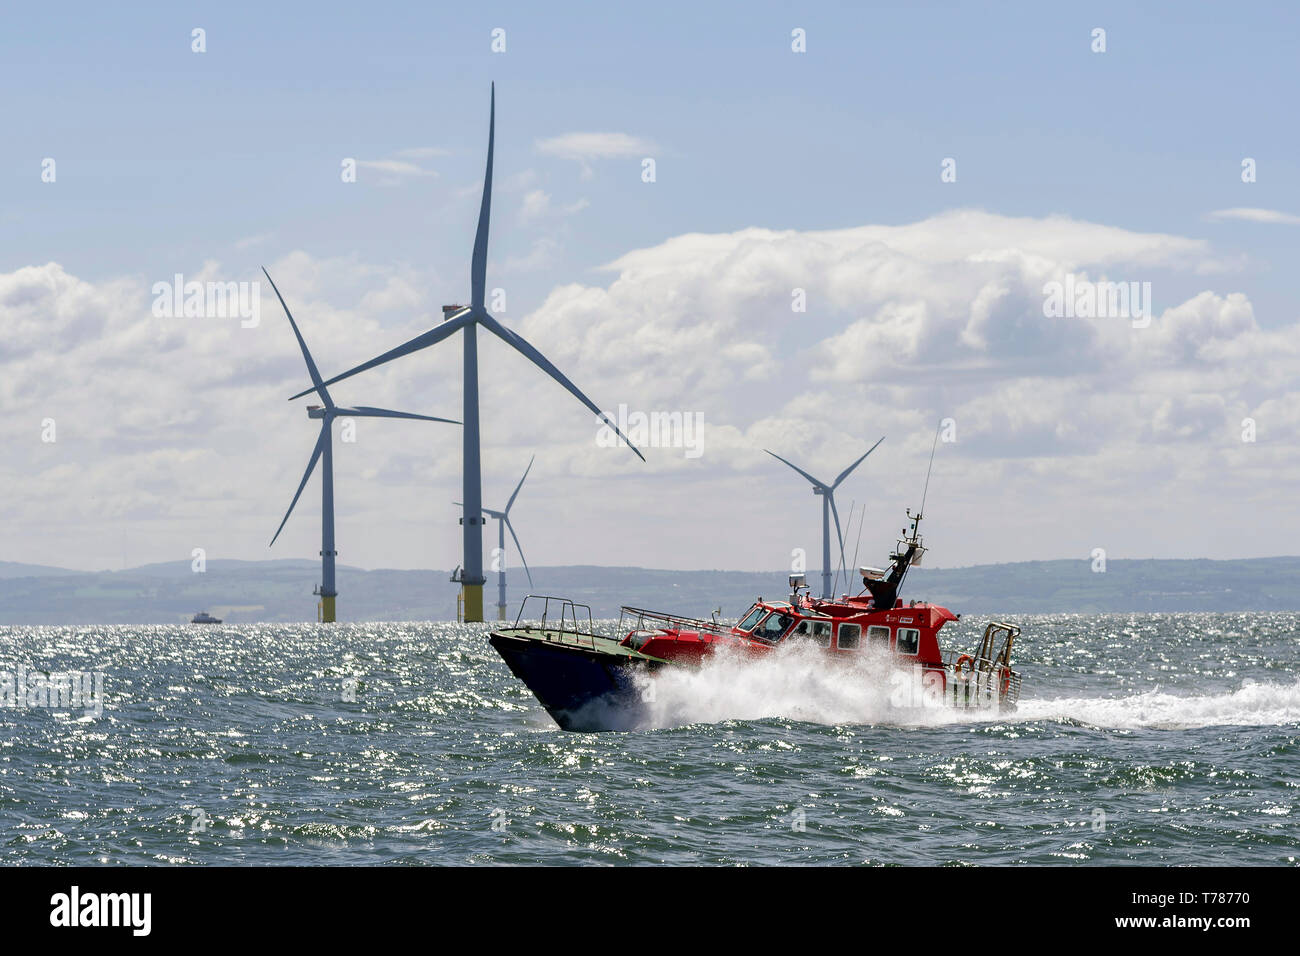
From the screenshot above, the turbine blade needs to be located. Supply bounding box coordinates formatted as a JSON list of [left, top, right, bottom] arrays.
[[471, 82, 495, 310], [342, 406, 460, 424], [264, 267, 332, 407], [478, 312, 645, 461], [503, 515, 533, 588], [831, 435, 885, 489], [269, 428, 326, 547], [288, 312, 470, 400], [504, 454, 534, 514], [764, 450, 825, 490]]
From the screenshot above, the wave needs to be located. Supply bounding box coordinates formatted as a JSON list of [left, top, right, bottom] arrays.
[[1015, 679, 1300, 730], [633, 643, 1300, 731]]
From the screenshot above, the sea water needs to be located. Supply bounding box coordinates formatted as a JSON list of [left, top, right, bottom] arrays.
[[1, 613, 1296, 864]]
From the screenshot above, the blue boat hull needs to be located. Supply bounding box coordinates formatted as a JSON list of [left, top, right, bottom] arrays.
[[488, 632, 660, 731]]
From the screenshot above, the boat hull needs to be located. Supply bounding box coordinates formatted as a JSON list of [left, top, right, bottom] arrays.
[[489, 629, 662, 731], [489, 621, 1023, 730]]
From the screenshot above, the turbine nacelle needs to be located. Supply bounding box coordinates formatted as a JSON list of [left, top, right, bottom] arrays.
[[265, 270, 458, 566], [282, 86, 644, 463], [765, 437, 885, 599], [453, 455, 535, 590]]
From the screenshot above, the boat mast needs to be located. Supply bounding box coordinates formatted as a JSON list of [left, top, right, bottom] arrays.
[[861, 423, 940, 609]]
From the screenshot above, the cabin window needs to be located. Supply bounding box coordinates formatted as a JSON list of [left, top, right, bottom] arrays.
[[867, 625, 891, 648], [792, 620, 832, 647], [837, 623, 861, 650], [754, 612, 794, 644], [737, 606, 766, 631], [896, 627, 920, 655]]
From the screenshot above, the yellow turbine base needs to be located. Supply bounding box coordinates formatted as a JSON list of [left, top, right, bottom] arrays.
[[462, 584, 485, 623], [320, 595, 336, 623]]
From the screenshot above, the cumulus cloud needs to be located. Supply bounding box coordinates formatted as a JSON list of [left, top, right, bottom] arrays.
[[0, 256, 463, 572], [2, 209, 1297, 574], [498, 209, 1295, 564]]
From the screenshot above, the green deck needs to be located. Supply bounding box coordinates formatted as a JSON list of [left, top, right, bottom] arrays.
[[491, 626, 668, 663]]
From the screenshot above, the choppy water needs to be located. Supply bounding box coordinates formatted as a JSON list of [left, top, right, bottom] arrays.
[[1, 613, 1297, 865]]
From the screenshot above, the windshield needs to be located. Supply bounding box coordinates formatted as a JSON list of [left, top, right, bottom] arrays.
[[753, 612, 795, 644], [737, 605, 766, 631]]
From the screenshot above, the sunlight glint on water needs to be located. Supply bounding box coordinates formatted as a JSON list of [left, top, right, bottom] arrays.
[[1, 612, 1296, 865]]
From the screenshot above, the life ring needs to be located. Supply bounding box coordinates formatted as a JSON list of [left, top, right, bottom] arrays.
[[950, 655, 974, 704]]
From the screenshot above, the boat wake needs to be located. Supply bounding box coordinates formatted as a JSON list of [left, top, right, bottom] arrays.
[[634, 642, 963, 730], [1014, 679, 1300, 730], [632, 644, 1300, 731]]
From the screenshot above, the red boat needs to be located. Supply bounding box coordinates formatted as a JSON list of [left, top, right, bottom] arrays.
[[489, 509, 1023, 731]]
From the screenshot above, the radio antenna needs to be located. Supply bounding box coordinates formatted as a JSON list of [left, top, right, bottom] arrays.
[[919, 421, 941, 517], [849, 500, 867, 591], [833, 500, 854, 596]]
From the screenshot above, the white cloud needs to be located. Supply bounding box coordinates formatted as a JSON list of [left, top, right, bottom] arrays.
[[356, 159, 438, 181], [496, 210, 1295, 564], [3, 209, 1297, 576], [536, 132, 654, 160], [395, 146, 450, 159], [535, 132, 655, 177], [0, 256, 463, 573], [234, 233, 272, 250], [502, 236, 561, 272], [1207, 207, 1300, 225], [519, 189, 589, 223]]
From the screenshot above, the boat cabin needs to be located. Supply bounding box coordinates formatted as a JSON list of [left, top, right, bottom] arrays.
[[728, 597, 956, 667], [620, 594, 957, 669]]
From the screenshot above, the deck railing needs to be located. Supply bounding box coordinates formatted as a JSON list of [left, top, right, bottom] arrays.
[[941, 649, 1022, 707], [616, 605, 737, 647], [512, 595, 602, 650]]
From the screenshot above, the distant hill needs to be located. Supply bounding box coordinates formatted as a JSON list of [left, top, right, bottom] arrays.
[[0, 560, 87, 579], [2, 556, 1300, 624]]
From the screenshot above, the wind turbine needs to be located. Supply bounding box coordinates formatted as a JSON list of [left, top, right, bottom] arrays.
[[265, 268, 459, 623], [288, 84, 643, 622], [457, 455, 534, 621], [765, 437, 885, 600]]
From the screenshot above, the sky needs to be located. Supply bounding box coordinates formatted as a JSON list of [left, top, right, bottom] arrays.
[[2, 1, 1300, 576]]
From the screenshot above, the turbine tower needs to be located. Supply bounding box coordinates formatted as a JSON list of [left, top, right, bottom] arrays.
[[457, 455, 535, 621], [288, 84, 643, 622], [265, 268, 459, 622], [765, 437, 885, 599]]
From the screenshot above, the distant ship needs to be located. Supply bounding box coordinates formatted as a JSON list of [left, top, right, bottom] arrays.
[[190, 611, 222, 624]]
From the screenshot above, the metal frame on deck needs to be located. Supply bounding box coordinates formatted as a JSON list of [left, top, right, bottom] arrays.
[[943, 621, 1022, 708], [617, 606, 735, 640], [511, 595, 601, 649]]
